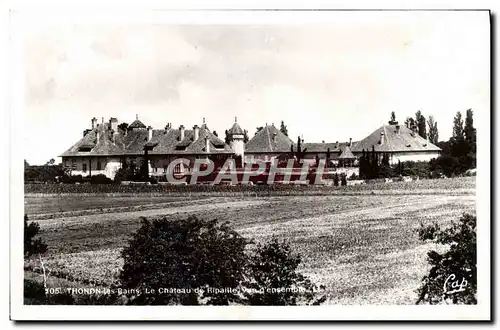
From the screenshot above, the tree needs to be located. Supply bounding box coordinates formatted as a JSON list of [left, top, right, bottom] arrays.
[[427, 116, 439, 145], [370, 145, 379, 178], [340, 173, 347, 186], [243, 129, 249, 143], [291, 136, 307, 162], [280, 121, 288, 136], [46, 158, 55, 165], [415, 110, 427, 139], [212, 130, 218, 137], [464, 109, 476, 156], [120, 216, 248, 305], [243, 238, 326, 305], [416, 213, 476, 305], [389, 112, 397, 125], [24, 215, 47, 258], [451, 111, 466, 158], [118, 123, 129, 131], [224, 130, 231, 145]]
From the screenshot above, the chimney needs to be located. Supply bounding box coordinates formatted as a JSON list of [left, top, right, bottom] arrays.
[[179, 125, 185, 141], [336, 141, 339, 149], [205, 135, 210, 153], [109, 117, 118, 133], [147, 126, 153, 142], [193, 125, 200, 141], [395, 124, 401, 135], [91, 117, 97, 130], [349, 138, 352, 147], [101, 117, 104, 124], [380, 132, 385, 145]]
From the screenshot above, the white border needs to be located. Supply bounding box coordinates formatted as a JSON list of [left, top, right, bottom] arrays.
[[7, 2, 492, 322]]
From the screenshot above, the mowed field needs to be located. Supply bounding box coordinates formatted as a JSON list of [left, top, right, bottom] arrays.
[[24, 177, 476, 304]]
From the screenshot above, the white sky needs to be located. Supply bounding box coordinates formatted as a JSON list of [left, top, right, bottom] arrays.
[[21, 11, 490, 165]]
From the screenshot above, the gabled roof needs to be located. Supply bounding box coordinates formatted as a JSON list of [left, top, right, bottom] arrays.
[[228, 122, 244, 135], [128, 119, 147, 129], [351, 124, 441, 153], [338, 145, 356, 159], [245, 125, 294, 153]]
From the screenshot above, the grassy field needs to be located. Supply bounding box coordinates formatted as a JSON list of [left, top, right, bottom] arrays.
[[24, 177, 476, 304]]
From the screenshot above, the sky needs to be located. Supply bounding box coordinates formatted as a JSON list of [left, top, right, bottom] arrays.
[[22, 11, 490, 165]]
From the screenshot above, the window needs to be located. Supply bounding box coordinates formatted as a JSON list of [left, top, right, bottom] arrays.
[[97, 161, 102, 171], [65, 160, 69, 168], [82, 163, 87, 173], [174, 163, 181, 173], [71, 159, 76, 170]]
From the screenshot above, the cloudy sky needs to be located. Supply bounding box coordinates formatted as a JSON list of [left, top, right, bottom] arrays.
[[22, 11, 489, 165]]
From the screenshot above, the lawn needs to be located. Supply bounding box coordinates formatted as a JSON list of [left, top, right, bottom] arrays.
[[24, 177, 476, 304]]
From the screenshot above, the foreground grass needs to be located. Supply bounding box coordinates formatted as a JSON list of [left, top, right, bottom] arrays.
[[24, 178, 476, 304]]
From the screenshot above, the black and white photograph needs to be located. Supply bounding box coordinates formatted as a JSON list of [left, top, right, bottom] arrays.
[[8, 5, 491, 321]]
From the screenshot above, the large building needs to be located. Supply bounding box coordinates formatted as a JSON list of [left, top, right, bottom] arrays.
[[60, 117, 441, 179], [350, 122, 441, 164]]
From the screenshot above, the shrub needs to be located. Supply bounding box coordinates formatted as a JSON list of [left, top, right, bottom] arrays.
[[333, 174, 339, 187], [24, 279, 74, 305], [119, 215, 326, 305], [90, 174, 113, 184], [24, 214, 47, 258], [340, 173, 347, 186], [416, 213, 476, 304], [119, 216, 248, 305], [243, 238, 326, 305]]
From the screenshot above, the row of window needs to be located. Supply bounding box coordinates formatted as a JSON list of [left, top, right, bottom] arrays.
[[65, 160, 103, 172]]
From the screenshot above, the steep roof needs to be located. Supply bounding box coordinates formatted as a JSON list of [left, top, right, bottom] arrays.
[[227, 122, 244, 135], [128, 119, 147, 129], [351, 124, 441, 153], [245, 125, 294, 153], [338, 145, 356, 159], [60, 122, 233, 157]]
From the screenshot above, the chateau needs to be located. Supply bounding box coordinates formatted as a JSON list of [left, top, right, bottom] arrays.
[[60, 116, 441, 179]]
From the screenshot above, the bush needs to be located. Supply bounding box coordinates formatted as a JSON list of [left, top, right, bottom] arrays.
[[416, 213, 476, 304], [24, 279, 74, 305], [119, 215, 326, 305], [340, 173, 347, 186], [90, 174, 113, 184], [24, 215, 47, 258], [243, 238, 326, 305], [399, 161, 431, 178], [119, 216, 248, 305]]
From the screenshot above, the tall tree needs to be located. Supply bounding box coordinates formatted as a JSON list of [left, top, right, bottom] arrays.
[[464, 109, 476, 155], [405, 117, 417, 133], [280, 121, 289, 136], [243, 129, 249, 143], [415, 110, 427, 139], [451, 111, 466, 157], [389, 112, 397, 124], [427, 116, 439, 145]]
